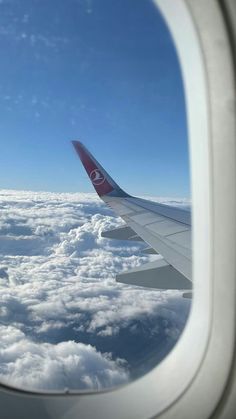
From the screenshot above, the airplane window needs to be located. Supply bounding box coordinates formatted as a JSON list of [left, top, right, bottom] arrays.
[[0, 0, 191, 392]]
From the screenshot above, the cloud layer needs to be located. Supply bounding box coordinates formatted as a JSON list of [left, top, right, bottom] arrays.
[[0, 189, 191, 391]]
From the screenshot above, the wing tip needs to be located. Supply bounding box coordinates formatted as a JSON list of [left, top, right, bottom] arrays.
[[72, 139, 130, 198], [71, 139, 117, 197], [71, 140, 84, 155]]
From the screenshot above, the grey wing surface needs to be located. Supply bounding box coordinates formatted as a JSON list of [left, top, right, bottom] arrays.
[[72, 140, 192, 292]]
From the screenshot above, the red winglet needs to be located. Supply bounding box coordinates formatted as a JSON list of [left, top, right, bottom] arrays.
[[72, 141, 115, 196]]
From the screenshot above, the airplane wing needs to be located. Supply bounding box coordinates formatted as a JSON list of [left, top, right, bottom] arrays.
[[72, 141, 192, 293]]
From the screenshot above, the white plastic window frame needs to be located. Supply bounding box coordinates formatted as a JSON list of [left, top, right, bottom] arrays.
[[0, 1, 235, 419]]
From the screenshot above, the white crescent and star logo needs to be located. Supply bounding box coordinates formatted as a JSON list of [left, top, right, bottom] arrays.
[[90, 169, 105, 186]]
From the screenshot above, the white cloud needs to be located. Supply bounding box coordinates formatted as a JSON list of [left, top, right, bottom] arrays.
[[0, 189, 191, 391], [0, 326, 129, 390]]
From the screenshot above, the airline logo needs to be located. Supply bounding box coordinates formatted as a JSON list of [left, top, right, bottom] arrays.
[[90, 169, 105, 186]]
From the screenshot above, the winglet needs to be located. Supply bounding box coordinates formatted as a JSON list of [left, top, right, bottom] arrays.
[[72, 141, 129, 197]]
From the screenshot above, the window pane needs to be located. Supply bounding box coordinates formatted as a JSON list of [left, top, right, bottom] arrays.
[[0, 0, 191, 392]]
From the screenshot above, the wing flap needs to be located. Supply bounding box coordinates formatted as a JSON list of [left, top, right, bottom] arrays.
[[101, 225, 142, 241], [116, 259, 192, 290], [142, 247, 159, 255]]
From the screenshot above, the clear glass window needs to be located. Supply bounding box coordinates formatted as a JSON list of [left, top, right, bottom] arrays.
[[0, 0, 191, 392]]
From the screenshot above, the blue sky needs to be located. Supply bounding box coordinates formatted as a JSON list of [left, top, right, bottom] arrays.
[[0, 0, 190, 197]]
